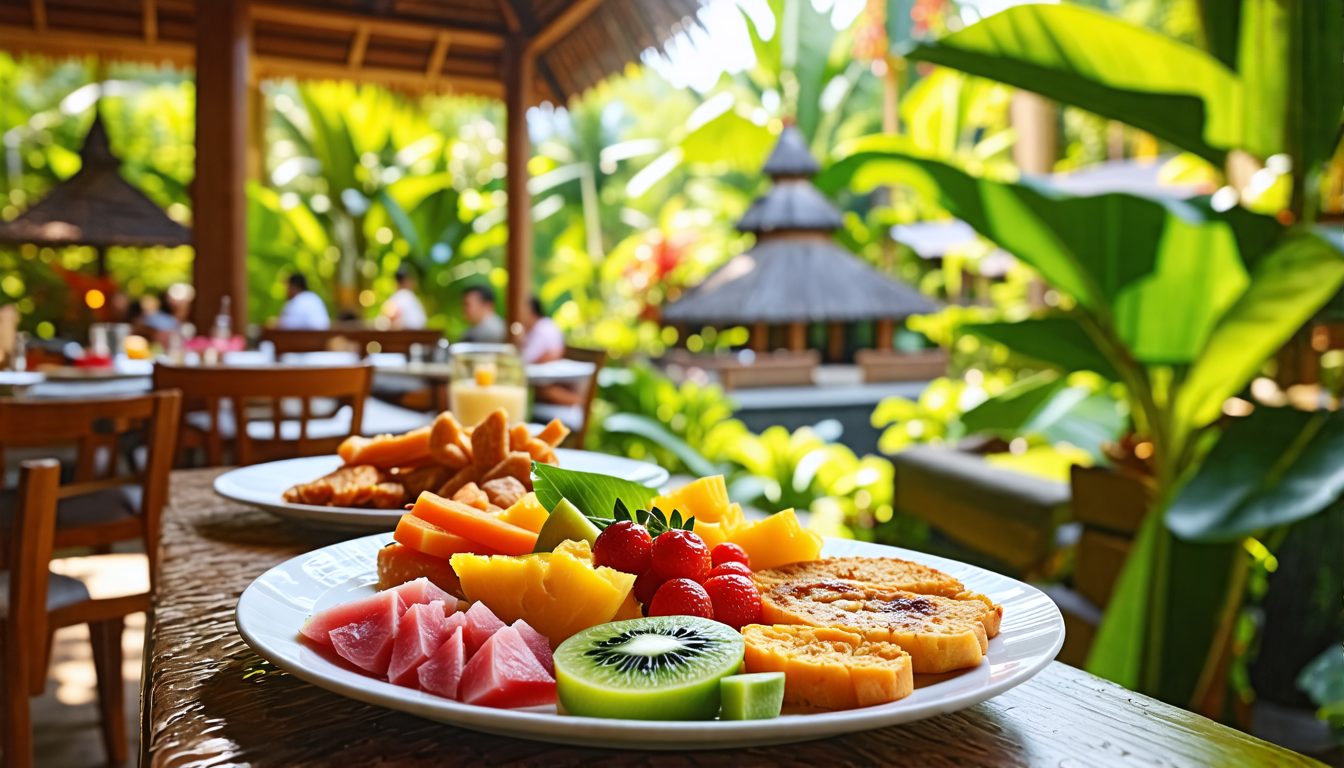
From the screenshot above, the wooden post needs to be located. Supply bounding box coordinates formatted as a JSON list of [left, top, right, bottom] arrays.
[[875, 318, 894, 351], [192, 0, 249, 332], [503, 36, 532, 347], [827, 322, 845, 363], [751, 322, 768, 354], [787, 322, 806, 353]]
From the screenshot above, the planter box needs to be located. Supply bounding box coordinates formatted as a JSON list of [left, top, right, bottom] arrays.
[[1070, 464, 1150, 535], [663, 349, 820, 389], [1074, 527, 1131, 608], [855, 348, 948, 382]]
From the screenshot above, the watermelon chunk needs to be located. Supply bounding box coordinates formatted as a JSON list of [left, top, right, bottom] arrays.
[[461, 601, 505, 657], [458, 625, 556, 708], [300, 590, 404, 648], [390, 578, 454, 613], [418, 626, 467, 700], [329, 595, 402, 675], [387, 601, 455, 687], [512, 619, 554, 676]]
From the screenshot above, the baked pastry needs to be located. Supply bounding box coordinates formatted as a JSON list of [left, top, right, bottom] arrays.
[[742, 624, 913, 710]]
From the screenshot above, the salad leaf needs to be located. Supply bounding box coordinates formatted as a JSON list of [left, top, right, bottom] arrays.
[[532, 463, 657, 521]]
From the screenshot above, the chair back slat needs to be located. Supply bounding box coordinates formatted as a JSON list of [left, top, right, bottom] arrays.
[[151, 363, 372, 466], [562, 345, 607, 450], [260, 328, 442, 357], [3, 459, 60, 768]]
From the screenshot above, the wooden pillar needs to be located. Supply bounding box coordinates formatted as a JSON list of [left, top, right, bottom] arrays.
[[192, 0, 249, 332], [827, 322, 845, 363], [751, 322, 768, 353], [503, 36, 533, 347], [787, 322, 806, 353], [875, 318, 894, 351]]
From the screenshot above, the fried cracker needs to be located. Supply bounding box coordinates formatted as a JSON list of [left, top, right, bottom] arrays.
[[437, 464, 481, 498], [483, 451, 534, 490], [481, 476, 527, 509], [429, 412, 471, 465], [535, 418, 570, 447], [452, 481, 492, 511], [471, 409, 509, 470]]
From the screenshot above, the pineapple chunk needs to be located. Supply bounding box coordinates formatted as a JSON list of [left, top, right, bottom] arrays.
[[728, 508, 823, 570], [653, 475, 731, 523], [499, 492, 549, 533]]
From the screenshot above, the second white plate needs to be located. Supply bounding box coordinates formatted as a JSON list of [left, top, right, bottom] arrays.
[[214, 451, 670, 530]]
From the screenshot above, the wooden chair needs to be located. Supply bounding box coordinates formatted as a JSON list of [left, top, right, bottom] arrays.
[[152, 363, 372, 466], [528, 346, 606, 450], [0, 391, 181, 565], [259, 327, 443, 357], [2, 459, 139, 767]]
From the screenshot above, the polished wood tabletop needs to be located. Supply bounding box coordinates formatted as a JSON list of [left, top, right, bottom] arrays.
[[142, 468, 1321, 767]]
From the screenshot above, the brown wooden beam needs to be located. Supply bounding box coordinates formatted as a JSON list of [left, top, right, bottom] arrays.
[[526, 0, 602, 56], [347, 24, 369, 69], [503, 35, 533, 347], [827, 322, 845, 363], [250, 2, 503, 49], [788, 322, 806, 352], [30, 0, 46, 32], [192, 0, 249, 332], [425, 32, 450, 78], [751, 322, 768, 353], [142, 0, 157, 43], [0, 25, 193, 65], [875, 318, 894, 350], [252, 57, 503, 98], [495, 0, 521, 34]]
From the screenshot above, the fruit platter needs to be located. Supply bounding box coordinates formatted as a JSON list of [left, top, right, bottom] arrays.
[[213, 409, 668, 530], [236, 468, 1065, 749]]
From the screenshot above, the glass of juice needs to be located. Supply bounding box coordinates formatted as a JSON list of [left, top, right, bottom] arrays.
[[449, 343, 528, 426]]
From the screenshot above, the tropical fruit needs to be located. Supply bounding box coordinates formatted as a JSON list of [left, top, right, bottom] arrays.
[[727, 509, 823, 570], [553, 616, 745, 720], [652, 475, 730, 523], [719, 672, 786, 720], [417, 627, 467, 699], [751, 556, 968, 599], [458, 625, 557, 708], [500, 492, 550, 533], [462, 601, 507, 657], [326, 595, 404, 674], [512, 619, 555, 675], [387, 601, 455, 687], [532, 498, 600, 553], [410, 492, 537, 555], [452, 546, 636, 647], [376, 542, 463, 597], [757, 580, 997, 673], [338, 426, 433, 469], [741, 624, 913, 710], [394, 514, 493, 560], [388, 577, 454, 609], [300, 589, 404, 648]]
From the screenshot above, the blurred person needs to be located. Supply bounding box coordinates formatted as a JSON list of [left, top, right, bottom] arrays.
[[164, 282, 194, 325], [382, 266, 428, 330], [520, 296, 565, 364], [277, 273, 330, 330], [460, 284, 506, 343]]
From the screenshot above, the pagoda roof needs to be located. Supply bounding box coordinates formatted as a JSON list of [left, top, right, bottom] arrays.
[[737, 180, 845, 234], [762, 124, 820, 177]]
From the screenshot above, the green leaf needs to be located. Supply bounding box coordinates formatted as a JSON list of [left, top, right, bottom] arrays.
[[1088, 510, 1160, 689], [822, 147, 1282, 364], [1196, 0, 1243, 69], [600, 412, 725, 478], [532, 463, 656, 521], [1298, 646, 1344, 721], [961, 316, 1120, 380], [902, 4, 1245, 162], [959, 372, 1068, 436], [1167, 408, 1344, 542], [1292, 0, 1344, 177], [1173, 231, 1344, 429]]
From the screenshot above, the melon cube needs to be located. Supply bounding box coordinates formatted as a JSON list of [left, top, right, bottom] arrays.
[[387, 601, 454, 687], [300, 589, 404, 648], [418, 627, 467, 699], [328, 595, 403, 675], [389, 578, 453, 612], [458, 625, 556, 708], [462, 601, 506, 658], [511, 619, 555, 675]]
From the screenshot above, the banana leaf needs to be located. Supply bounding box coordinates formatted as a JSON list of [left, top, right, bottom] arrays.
[[961, 315, 1119, 380], [1168, 408, 1344, 543]]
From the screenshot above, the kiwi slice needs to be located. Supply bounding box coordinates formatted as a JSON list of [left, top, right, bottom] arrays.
[[720, 672, 785, 720], [553, 616, 745, 720]]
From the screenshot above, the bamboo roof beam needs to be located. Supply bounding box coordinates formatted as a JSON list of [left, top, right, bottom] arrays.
[[527, 0, 603, 56]]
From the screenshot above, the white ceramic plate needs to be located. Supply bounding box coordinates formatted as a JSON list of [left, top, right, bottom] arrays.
[[214, 452, 670, 531], [235, 535, 1065, 749]]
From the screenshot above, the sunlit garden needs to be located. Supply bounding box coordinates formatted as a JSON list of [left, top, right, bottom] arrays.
[[1, 0, 1342, 765]]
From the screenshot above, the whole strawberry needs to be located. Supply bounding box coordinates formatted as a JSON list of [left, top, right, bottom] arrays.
[[650, 529, 711, 583], [703, 574, 762, 630], [633, 568, 666, 606], [711, 542, 751, 568], [648, 578, 714, 620], [593, 520, 653, 575], [707, 561, 753, 580]]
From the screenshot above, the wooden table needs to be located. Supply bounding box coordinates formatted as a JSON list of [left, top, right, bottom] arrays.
[[142, 469, 1321, 767]]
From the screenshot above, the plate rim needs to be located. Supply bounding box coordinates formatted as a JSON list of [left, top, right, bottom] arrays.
[[213, 451, 671, 530], [235, 534, 1065, 749]]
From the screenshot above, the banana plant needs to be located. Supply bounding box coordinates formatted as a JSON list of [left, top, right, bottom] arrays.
[[819, 0, 1344, 709]]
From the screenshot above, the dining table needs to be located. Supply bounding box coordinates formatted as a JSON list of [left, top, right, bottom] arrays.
[[141, 467, 1320, 766]]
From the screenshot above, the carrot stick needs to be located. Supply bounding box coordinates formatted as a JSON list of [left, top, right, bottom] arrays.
[[410, 491, 537, 555], [394, 514, 497, 559]]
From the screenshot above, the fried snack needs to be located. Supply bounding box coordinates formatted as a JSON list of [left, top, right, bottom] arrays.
[[470, 409, 509, 470], [437, 464, 481, 498], [429, 412, 471, 465], [284, 465, 406, 509], [758, 579, 997, 674], [481, 476, 527, 509], [338, 426, 432, 469], [483, 451, 533, 484], [742, 624, 913, 710], [535, 418, 570, 447], [509, 423, 533, 451], [452, 482, 492, 512], [394, 464, 453, 499]]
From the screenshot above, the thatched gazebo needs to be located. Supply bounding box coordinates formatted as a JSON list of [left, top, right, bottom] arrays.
[[663, 125, 939, 378], [0, 111, 192, 275], [0, 0, 701, 335]]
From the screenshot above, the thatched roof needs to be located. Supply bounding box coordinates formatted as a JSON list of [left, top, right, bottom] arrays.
[[0, 114, 191, 249], [762, 124, 819, 177], [661, 238, 938, 325], [0, 0, 704, 103], [737, 181, 845, 234]]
